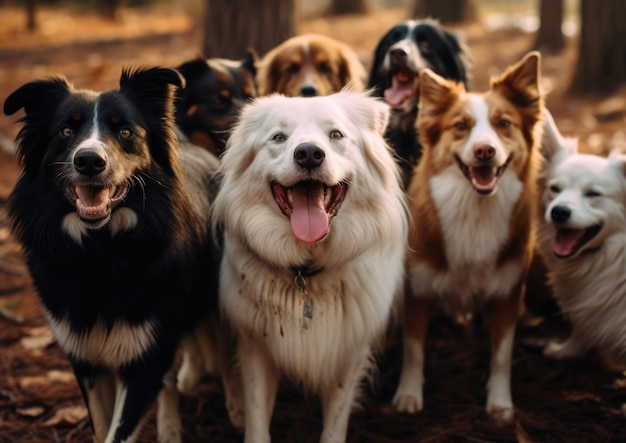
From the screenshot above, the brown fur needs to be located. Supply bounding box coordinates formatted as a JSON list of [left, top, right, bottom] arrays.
[[257, 34, 366, 97]]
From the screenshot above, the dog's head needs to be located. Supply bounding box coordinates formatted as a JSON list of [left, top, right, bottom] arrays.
[[416, 51, 542, 196], [212, 90, 406, 269], [539, 109, 626, 259], [4, 67, 184, 231], [256, 34, 366, 97], [368, 19, 470, 118], [176, 50, 258, 156]]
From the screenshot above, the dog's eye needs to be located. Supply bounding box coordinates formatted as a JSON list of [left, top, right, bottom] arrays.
[[318, 62, 332, 74], [271, 132, 287, 142], [498, 119, 511, 129], [549, 185, 561, 193], [60, 127, 73, 137], [119, 127, 133, 139], [453, 122, 467, 131], [329, 130, 344, 140], [418, 41, 430, 53], [286, 64, 300, 75], [586, 190, 602, 197]]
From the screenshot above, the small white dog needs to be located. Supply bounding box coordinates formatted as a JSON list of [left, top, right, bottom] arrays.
[[211, 90, 408, 443], [538, 108, 626, 364]]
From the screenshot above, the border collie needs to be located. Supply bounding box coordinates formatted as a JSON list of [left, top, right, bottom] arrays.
[[4, 67, 221, 443], [367, 19, 471, 188], [394, 52, 543, 423]]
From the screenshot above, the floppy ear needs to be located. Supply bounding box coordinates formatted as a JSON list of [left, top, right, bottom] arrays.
[[338, 45, 366, 92], [337, 90, 389, 136], [257, 49, 280, 96], [4, 77, 73, 174], [541, 108, 578, 162]]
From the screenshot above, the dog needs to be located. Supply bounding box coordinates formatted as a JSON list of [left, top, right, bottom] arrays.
[[537, 108, 626, 365], [175, 49, 258, 156], [256, 33, 366, 97], [4, 67, 222, 443], [393, 52, 543, 423], [211, 90, 408, 443], [367, 19, 471, 189]]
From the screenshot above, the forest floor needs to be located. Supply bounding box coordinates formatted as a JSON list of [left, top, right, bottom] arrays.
[[1, 3, 626, 443]]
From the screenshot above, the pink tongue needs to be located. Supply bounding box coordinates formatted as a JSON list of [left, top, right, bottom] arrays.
[[384, 82, 415, 107], [76, 185, 108, 207], [552, 228, 585, 256], [472, 166, 495, 186], [290, 182, 329, 243]]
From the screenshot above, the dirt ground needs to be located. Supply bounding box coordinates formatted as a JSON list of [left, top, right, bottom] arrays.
[[1, 4, 626, 443]]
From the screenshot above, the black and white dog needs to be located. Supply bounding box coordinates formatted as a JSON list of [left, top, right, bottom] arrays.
[[367, 19, 471, 188], [4, 67, 221, 443]]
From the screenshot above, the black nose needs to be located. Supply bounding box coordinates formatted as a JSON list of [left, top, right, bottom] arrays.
[[390, 48, 407, 65], [300, 86, 317, 97], [551, 206, 571, 224], [294, 143, 325, 170], [74, 150, 106, 176]]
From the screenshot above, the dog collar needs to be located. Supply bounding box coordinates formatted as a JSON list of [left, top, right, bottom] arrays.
[[290, 266, 323, 330], [289, 265, 324, 278]]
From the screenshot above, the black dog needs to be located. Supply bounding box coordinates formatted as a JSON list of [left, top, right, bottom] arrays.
[[5, 67, 221, 443], [368, 19, 470, 188], [175, 50, 258, 157]]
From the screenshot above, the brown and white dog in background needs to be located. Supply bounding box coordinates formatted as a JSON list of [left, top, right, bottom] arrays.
[[256, 33, 366, 97], [175, 50, 258, 156], [394, 52, 544, 423]]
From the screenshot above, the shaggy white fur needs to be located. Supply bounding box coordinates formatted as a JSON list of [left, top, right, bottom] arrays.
[[538, 109, 626, 363], [211, 90, 408, 443]]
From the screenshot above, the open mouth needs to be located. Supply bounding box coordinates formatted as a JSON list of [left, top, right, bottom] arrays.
[[551, 224, 602, 258], [384, 68, 418, 110], [455, 154, 513, 195], [271, 180, 347, 243], [66, 183, 128, 229]]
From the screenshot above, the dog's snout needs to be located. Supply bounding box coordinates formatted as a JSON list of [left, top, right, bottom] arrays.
[[474, 143, 496, 161], [294, 143, 325, 170], [551, 206, 571, 224], [74, 149, 107, 176], [300, 86, 318, 97], [389, 48, 408, 65]]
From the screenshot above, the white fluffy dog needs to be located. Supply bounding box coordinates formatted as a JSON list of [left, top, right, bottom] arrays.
[[211, 91, 408, 443], [538, 109, 626, 364]]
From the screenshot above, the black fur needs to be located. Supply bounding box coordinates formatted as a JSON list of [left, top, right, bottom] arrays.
[[175, 50, 258, 156], [367, 19, 471, 188], [5, 67, 221, 443]]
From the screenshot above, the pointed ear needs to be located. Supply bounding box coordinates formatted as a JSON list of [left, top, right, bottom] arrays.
[[541, 108, 578, 162], [242, 48, 259, 76], [176, 57, 210, 84], [608, 149, 626, 178], [418, 68, 459, 116], [492, 51, 541, 110]]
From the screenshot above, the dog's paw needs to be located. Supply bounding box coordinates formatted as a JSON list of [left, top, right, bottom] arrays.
[[227, 401, 245, 431], [487, 404, 515, 425], [392, 391, 423, 414]]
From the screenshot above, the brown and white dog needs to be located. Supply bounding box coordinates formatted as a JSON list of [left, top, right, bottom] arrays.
[[256, 34, 366, 97], [393, 52, 544, 423]]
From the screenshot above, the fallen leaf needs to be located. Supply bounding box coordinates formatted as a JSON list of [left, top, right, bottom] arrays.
[[18, 375, 48, 389], [20, 334, 55, 351], [16, 406, 45, 417], [42, 405, 88, 427], [47, 370, 75, 383]]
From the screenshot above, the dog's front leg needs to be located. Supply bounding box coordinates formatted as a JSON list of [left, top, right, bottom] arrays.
[[73, 362, 116, 443], [484, 284, 523, 425], [320, 349, 369, 443], [239, 334, 278, 443]]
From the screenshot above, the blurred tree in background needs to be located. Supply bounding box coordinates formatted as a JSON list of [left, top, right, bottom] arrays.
[[532, 0, 564, 54], [202, 0, 295, 58], [569, 0, 626, 95], [328, 0, 369, 15], [412, 0, 476, 23]]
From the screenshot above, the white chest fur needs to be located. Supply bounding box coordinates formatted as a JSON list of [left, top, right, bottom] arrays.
[[46, 314, 157, 368]]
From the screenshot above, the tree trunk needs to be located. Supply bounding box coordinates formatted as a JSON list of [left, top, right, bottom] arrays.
[[569, 0, 626, 95], [25, 0, 36, 32], [328, 0, 369, 15], [202, 0, 296, 59], [412, 0, 476, 24], [532, 0, 564, 54]]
